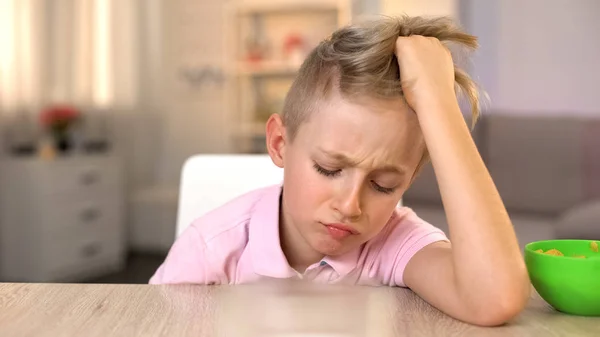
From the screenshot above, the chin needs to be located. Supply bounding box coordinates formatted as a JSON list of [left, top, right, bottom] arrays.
[[311, 234, 355, 256]]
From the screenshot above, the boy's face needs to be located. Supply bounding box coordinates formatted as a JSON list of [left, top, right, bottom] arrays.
[[267, 94, 426, 257]]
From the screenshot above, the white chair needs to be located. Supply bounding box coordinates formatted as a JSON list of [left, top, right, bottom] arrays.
[[176, 154, 284, 238]]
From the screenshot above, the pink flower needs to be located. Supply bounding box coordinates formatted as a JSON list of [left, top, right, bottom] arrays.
[[40, 105, 80, 129]]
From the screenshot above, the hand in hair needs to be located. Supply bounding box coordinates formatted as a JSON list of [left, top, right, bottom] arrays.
[[394, 36, 456, 114]]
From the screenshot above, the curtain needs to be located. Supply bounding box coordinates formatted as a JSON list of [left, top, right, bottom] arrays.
[[0, 0, 140, 117]]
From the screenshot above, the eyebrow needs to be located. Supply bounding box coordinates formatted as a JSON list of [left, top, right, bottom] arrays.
[[317, 147, 406, 174]]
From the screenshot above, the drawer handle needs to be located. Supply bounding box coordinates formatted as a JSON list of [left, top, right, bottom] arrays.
[[80, 172, 100, 186], [81, 243, 102, 258], [80, 208, 101, 222]]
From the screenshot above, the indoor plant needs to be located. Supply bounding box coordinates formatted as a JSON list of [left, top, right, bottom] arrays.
[[40, 104, 81, 153]]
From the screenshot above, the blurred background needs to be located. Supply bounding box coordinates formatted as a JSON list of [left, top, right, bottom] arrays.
[[0, 0, 598, 284]]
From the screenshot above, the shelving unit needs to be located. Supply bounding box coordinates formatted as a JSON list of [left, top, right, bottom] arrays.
[[225, 0, 351, 153]]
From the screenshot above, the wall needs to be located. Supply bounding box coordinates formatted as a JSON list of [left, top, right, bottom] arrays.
[[467, 0, 600, 116], [381, 0, 457, 17], [148, 0, 233, 186]]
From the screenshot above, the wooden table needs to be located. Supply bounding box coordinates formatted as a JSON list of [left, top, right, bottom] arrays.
[[0, 282, 598, 336]]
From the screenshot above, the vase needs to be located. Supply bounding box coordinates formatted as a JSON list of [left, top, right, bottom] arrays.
[[53, 132, 73, 154]]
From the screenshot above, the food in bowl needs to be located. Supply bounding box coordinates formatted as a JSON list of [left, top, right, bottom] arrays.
[[536, 248, 564, 256], [533, 241, 599, 258]]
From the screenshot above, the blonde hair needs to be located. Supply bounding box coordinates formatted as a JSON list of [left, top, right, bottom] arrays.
[[282, 15, 481, 142]]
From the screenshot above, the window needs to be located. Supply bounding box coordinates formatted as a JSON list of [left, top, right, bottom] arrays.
[[0, 0, 139, 115]]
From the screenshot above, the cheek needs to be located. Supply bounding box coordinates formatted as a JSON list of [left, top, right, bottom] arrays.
[[362, 197, 399, 235], [283, 159, 330, 215]]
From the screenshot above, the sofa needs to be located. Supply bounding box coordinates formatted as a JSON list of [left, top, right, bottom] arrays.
[[403, 113, 600, 249]]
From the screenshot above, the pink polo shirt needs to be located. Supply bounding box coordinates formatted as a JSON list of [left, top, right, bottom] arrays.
[[150, 185, 448, 287]]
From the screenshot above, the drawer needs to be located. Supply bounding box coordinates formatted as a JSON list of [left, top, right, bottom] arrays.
[[46, 251, 124, 283], [39, 225, 124, 278], [38, 161, 122, 197], [39, 197, 123, 235]]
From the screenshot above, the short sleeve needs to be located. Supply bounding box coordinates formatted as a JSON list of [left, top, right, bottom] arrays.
[[372, 208, 449, 287], [149, 222, 215, 284]]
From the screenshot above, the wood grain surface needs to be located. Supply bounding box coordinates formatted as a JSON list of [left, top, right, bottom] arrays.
[[0, 283, 597, 336]]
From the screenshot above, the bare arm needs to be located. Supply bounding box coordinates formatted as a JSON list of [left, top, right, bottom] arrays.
[[398, 36, 530, 326]]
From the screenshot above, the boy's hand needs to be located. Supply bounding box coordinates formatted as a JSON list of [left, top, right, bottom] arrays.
[[395, 36, 456, 113]]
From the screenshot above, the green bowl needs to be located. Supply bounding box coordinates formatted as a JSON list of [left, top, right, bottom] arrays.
[[524, 239, 600, 316]]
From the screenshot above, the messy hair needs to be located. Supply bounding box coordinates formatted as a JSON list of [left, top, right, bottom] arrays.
[[281, 15, 481, 142]]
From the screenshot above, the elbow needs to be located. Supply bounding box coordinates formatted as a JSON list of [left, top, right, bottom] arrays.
[[465, 270, 531, 327], [470, 283, 531, 327], [470, 299, 528, 326]]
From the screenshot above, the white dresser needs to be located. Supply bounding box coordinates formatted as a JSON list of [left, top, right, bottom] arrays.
[[0, 156, 126, 282]]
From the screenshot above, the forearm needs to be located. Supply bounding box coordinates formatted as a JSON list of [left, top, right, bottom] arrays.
[[416, 98, 530, 312]]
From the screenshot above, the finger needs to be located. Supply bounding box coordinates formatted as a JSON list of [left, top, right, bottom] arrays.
[[395, 36, 416, 55], [395, 36, 409, 49]]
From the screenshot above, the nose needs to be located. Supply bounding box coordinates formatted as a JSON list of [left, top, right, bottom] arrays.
[[332, 181, 362, 221]]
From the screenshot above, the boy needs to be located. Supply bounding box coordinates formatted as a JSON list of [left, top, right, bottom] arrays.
[[150, 16, 530, 326]]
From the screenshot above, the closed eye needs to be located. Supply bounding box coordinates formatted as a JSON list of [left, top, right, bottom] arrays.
[[313, 163, 341, 177], [314, 161, 398, 194], [371, 181, 396, 194]]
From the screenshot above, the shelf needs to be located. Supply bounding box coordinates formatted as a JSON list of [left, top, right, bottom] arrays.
[[226, 0, 352, 153], [236, 61, 300, 77], [235, 0, 343, 15]]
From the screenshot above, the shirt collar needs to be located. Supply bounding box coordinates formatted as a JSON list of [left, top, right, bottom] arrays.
[[248, 185, 297, 278], [322, 246, 362, 277]]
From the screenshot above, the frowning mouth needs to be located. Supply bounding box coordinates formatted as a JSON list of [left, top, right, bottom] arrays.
[[322, 223, 360, 239]]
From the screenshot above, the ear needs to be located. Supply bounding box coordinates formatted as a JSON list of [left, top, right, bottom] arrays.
[[265, 113, 286, 168]]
